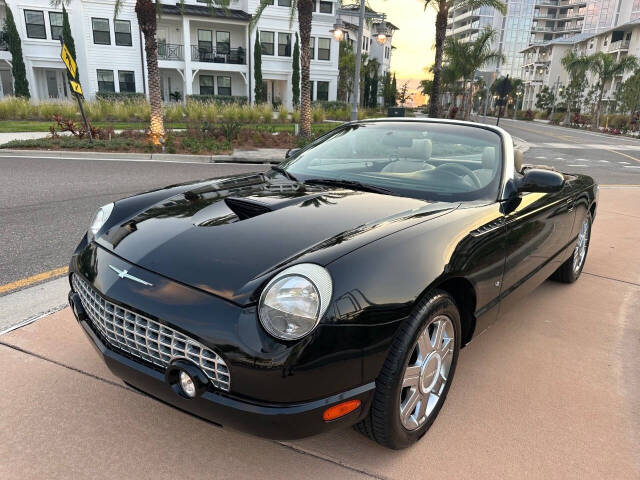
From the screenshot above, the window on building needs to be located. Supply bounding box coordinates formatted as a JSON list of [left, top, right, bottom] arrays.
[[309, 80, 315, 101], [115, 20, 132, 46], [216, 31, 230, 54], [217, 76, 231, 96], [24, 10, 46, 39], [278, 32, 292, 56], [309, 37, 315, 59], [261, 31, 274, 55], [319, 1, 333, 14], [199, 75, 215, 95], [49, 12, 63, 41], [278, 0, 292, 6], [92, 18, 111, 45], [317, 38, 330, 60], [317, 81, 329, 101], [198, 30, 213, 52], [118, 71, 135, 92], [97, 70, 115, 92]]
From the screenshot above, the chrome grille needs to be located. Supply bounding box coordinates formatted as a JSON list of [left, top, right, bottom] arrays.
[[72, 274, 230, 391]]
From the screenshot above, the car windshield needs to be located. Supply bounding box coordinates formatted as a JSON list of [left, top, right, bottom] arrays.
[[283, 121, 504, 202]]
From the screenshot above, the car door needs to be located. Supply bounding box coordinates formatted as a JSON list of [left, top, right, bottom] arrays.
[[499, 185, 576, 313]]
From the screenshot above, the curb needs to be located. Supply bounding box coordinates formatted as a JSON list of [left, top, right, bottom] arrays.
[[0, 149, 283, 164]]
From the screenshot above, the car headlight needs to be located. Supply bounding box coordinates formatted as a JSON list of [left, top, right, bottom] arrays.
[[88, 203, 114, 240], [259, 264, 332, 341]]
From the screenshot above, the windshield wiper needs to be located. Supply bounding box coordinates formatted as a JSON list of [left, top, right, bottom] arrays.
[[270, 165, 299, 182], [304, 178, 394, 195]]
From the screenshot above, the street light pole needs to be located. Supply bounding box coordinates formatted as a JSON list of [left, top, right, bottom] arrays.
[[351, 1, 366, 121]]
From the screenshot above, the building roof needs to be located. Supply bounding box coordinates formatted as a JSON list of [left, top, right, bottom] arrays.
[[160, 3, 252, 22]]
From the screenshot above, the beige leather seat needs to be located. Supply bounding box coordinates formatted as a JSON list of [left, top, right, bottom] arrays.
[[472, 146, 497, 186], [381, 139, 434, 173], [514, 149, 524, 173]]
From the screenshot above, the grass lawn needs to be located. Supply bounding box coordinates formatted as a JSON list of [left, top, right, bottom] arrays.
[[0, 120, 340, 134]]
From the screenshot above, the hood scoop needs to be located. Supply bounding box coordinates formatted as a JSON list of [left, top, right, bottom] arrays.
[[224, 197, 272, 220]]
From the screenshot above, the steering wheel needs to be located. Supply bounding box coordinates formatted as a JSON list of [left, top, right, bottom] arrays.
[[434, 163, 482, 189]]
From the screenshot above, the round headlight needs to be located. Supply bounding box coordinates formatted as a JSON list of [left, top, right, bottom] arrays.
[[88, 203, 114, 239], [259, 264, 332, 341]]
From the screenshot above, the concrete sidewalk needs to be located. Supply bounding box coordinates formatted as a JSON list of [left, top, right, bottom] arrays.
[[1, 188, 638, 479]]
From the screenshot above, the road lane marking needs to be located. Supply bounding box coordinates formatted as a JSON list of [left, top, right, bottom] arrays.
[[554, 157, 564, 160], [619, 161, 630, 164], [0, 267, 68, 295], [599, 160, 609, 163], [624, 166, 640, 169], [536, 156, 545, 159], [568, 164, 587, 167], [605, 149, 640, 163]]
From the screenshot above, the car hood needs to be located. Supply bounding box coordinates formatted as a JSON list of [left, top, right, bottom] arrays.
[[97, 174, 456, 304]]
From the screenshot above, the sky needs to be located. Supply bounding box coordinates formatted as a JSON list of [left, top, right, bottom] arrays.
[[367, 0, 436, 86]]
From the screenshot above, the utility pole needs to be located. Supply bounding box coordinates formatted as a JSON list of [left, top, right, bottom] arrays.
[[351, 1, 366, 121]]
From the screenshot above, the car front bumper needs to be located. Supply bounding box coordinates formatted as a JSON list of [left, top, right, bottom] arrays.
[[70, 295, 374, 440]]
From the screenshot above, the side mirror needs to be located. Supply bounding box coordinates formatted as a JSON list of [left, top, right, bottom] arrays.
[[285, 148, 300, 159], [518, 168, 565, 193]]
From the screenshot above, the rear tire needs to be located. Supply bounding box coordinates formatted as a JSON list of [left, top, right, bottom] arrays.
[[354, 290, 461, 449], [550, 214, 591, 283]]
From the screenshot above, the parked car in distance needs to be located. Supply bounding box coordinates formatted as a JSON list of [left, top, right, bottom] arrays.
[[68, 119, 597, 449]]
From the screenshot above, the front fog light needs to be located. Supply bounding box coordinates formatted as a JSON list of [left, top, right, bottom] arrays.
[[180, 371, 196, 398]]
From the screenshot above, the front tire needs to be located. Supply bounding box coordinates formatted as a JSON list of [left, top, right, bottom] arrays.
[[550, 214, 591, 283], [355, 290, 461, 449]]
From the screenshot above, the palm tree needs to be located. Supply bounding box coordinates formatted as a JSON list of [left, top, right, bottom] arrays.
[[118, 1, 231, 143], [253, 1, 314, 137], [586, 52, 638, 130], [423, 0, 506, 118], [561, 51, 590, 124], [443, 28, 504, 120]]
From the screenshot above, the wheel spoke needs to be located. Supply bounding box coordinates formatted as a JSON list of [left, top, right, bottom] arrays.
[[416, 328, 431, 358], [440, 339, 453, 363], [402, 365, 421, 388], [431, 320, 446, 351], [401, 388, 420, 427]]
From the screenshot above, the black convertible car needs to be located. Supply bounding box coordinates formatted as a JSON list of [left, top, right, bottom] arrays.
[[68, 119, 597, 449]]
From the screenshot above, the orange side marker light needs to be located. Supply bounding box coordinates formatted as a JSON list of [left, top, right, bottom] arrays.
[[322, 399, 361, 421]]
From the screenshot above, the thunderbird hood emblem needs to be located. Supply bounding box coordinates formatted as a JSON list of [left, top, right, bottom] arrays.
[[108, 265, 153, 286]]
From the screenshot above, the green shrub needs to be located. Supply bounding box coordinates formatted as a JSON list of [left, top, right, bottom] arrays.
[[291, 109, 300, 123], [312, 101, 349, 111], [277, 105, 289, 123], [603, 114, 629, 130], [311, 107, 325, 123], [244, 104, 261, 123], [550, 111, 564, 125], [260, 103, 274, 123], [186, 94, 248, 105], [95, 92, 146, 101], [164, 103, 184, 123]]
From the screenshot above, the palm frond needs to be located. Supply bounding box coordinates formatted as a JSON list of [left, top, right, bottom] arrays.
[[458, 0, 507, 15], [250, 0, 273, 31]]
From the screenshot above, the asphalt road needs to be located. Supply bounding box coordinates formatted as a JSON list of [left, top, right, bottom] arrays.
[[0, 157, 268, 290], [487, 118, 640, 185]]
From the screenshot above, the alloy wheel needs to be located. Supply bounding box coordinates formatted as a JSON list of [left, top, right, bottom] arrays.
[[399, 315, 454, 431], [573, 219, 589, 273]]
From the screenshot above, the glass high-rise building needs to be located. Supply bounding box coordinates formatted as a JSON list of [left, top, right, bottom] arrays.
[[446, 0, 636, 80]]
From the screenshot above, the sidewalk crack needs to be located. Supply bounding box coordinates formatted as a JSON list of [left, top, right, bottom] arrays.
[[583, 271, 640, 288]]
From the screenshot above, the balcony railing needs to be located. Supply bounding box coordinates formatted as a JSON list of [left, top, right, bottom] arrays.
[[608, 40, 631, 52], [191, 46, 246, 65], [158, 43, 184, 61]]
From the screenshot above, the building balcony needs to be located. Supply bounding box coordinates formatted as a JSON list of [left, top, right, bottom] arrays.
[[531, 25, 555, 32], [608, 40, 630, 52], [191, 45, 247, 65], [158, 43, 184, 61]]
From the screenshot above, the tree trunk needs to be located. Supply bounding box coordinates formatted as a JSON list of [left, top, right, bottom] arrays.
[[592, 86, 604, 131], [298, 0, 313, 137], [428, 5, 448, 118], [136, 0, 164, 144]]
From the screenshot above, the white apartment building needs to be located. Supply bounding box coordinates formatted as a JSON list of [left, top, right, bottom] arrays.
[[0, 0, 342, 107], [520, 17, 640, 110]]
